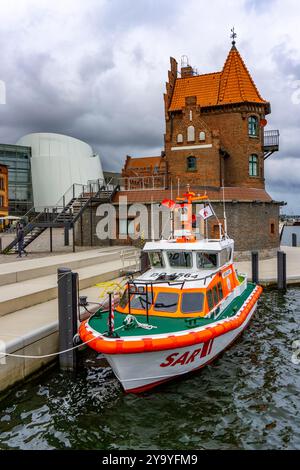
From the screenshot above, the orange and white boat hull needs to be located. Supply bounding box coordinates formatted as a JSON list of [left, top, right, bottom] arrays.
[[103, 300, 258, 393]]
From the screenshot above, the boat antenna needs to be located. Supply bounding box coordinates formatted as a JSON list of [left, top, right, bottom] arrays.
[[222, 179, 228, 237]]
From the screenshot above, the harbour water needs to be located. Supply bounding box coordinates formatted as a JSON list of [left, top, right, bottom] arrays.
[[0, 288, 300, 450]]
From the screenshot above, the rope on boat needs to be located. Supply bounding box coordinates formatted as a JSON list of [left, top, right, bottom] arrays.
[[124, 314, 157, 330], [113, 314, 157, 332], [0, 315, 157, 360]]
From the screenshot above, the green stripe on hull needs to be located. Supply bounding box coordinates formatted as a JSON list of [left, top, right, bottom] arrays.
[[88, 283, 257, 337]]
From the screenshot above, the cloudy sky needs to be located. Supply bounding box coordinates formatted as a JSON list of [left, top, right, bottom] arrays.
[[0, 0, 299, 213]]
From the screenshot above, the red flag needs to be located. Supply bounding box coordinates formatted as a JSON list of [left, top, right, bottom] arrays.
[[161, 199, 176, 209]]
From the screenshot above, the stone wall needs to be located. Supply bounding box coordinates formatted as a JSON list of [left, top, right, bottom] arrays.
[[75, 200, 280, 259]]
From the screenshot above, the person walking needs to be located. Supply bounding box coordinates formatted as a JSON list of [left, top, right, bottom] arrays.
[[16, 222, 27, 258]]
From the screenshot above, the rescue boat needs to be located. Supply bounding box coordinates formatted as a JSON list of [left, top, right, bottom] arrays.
[[79, 189, 262, 393]]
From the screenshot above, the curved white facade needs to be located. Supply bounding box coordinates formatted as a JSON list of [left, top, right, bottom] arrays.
[[16, 133, 104, 209]]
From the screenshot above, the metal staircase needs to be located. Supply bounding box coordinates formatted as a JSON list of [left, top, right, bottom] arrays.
[[1, 178, 119, 254]]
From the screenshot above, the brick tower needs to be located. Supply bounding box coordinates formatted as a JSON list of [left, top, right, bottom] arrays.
[[97, 36, 282, 258], [164, 43, 273, 190]]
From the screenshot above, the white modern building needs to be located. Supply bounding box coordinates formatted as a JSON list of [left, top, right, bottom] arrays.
[[16, 133, 104, 209]]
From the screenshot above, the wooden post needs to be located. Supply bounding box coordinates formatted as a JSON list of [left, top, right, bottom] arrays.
[[292, 233, 297, 247], [57, 268, 78, 370], [277, 251, 287, 290], [251, 251, 259, 284]]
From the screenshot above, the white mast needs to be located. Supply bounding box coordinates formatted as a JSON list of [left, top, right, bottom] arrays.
[[222, 179, 228, 237], [151, 196, 154, 241]]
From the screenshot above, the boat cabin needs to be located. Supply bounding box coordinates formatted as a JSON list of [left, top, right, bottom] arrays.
[[143, 239, 234, 273]]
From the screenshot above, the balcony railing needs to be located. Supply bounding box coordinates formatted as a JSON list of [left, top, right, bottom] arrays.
[[119, 175, 168, 191], [263, 130, 279, 151]]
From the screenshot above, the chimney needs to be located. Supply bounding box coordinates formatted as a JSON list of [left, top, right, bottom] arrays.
[[181, 66, 194, 78]]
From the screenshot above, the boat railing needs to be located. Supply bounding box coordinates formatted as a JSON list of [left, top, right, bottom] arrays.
[[126, 272, 220, 323], [126, 270, 220, 314]]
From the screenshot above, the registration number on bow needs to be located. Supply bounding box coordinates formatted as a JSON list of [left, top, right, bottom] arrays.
[[160, 339, 214, 367]]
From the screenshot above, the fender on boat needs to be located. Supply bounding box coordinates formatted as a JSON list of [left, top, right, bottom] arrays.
[[79, 286, 263, 355]]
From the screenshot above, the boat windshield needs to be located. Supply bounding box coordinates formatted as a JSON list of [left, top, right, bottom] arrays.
[[196, 252, 218, 269], [130, 294, 152, 310], [154, 292, 179, 312], [167, 251, 192, 268], [148, 251, 164, 268], [181, 292, 204, 314]]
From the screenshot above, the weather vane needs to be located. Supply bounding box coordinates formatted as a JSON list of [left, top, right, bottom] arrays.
[[230, 27, 237, 46]]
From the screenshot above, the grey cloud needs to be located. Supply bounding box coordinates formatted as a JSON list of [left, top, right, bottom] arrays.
[[244, 0, 278, 12], [93, 0, 183, 31]]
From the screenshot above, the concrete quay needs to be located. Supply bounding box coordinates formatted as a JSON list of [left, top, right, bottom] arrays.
[[0, 246, 140, 394], [235, 246, 300, 286]]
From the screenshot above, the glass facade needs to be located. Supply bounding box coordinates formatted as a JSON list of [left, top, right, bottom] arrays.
[[0, 144, 33, 216]]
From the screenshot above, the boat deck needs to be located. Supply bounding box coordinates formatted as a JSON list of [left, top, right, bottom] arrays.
[[88, 283, 257, 337]]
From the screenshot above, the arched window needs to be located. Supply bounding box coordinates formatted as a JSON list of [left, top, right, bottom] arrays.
[[187, 156, 196, 171], [249, 154, 258, 176], [187, 125, 195, 142], [199, 131, 206, 141], [177, 133, 183, 143], [248, 116, 258, 136]]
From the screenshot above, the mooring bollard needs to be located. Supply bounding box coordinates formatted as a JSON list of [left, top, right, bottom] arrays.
[[292, 233, 297, 247], [251, 251, 259, 284], [277, 251, 287, 290], [57, 267, 78, 370]]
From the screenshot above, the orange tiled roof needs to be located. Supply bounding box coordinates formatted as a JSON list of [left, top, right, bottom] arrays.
[[113, 187, 275, 204], [125, 156, 162, 169], [169, 46, 267, 111]]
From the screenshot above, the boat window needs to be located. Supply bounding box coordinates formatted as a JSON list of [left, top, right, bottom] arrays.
[[154, 292, 179, 313], [196, 252, 218, 269], [119, 289, 129, 308], [167, 251, 192, 268], [220, 248, 232, 266], [212, 285, 219, 305], [181, 292, 204, 314], [207, 290, 214, 310], [130, 294, 152, 310], [148, 251, 164, 268], [217, 282, 224, 300]]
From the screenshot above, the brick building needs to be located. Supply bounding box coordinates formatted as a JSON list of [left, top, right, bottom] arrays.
[[77, 40, 281, 259], [0, 164, 9, 230]]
